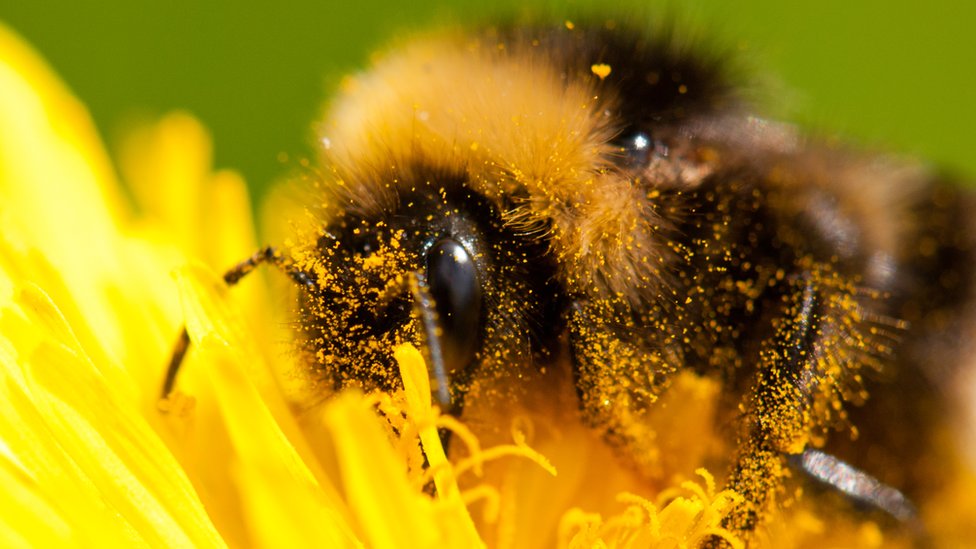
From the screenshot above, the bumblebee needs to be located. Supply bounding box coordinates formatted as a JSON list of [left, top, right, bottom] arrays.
[[164, 17, 976, 543]]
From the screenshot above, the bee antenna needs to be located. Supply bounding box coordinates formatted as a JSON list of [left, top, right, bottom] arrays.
[[222, 246, 318, 291], [406, 271, 454, 412], [160, 246, 317, 398]]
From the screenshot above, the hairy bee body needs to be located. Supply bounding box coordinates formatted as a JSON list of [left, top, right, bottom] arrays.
[[288, 20, 976, 541]]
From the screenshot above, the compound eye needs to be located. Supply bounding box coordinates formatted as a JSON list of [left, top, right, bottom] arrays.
[[425, 238, 482, 374]]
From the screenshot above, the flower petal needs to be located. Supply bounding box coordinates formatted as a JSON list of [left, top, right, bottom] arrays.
[[323, 393, 443, 548], [0, 284, 223, 545], [173, 263, 360, 546]]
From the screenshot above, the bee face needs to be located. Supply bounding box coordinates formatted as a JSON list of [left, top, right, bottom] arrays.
[[294, 169, 560, 404]]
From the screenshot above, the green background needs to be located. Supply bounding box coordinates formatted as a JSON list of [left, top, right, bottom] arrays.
[[3, 1, 974, 202]]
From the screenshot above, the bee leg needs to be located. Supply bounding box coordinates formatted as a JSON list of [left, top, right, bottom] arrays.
[[161, 328, 193, 399], [713, 277, 826, 542], [567, 300, 674, 473], [160, 246, 316, 398], [721, 271, 878, 542]]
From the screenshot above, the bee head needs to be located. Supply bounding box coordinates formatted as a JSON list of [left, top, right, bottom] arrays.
[[293, 177, 558, 408], [294, 20, 735, 406]]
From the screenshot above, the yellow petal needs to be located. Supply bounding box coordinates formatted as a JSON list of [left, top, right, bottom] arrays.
[[0, 21, 181, 404], [0, 457, 73, 548], [0, 284, 222, 545], [0, 23, 222, 546], [324, 392, 442, 548], [173, 263, 360, 546], [395, 343, 483, 546]]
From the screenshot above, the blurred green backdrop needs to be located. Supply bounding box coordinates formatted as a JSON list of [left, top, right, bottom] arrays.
[[3, 1, 974, 203]]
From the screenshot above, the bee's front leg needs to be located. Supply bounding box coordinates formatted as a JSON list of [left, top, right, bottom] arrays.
[[567, 299, 677, 477]]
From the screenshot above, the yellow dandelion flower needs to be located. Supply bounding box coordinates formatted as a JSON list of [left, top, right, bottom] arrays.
[[3, 20, 974, 549]]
